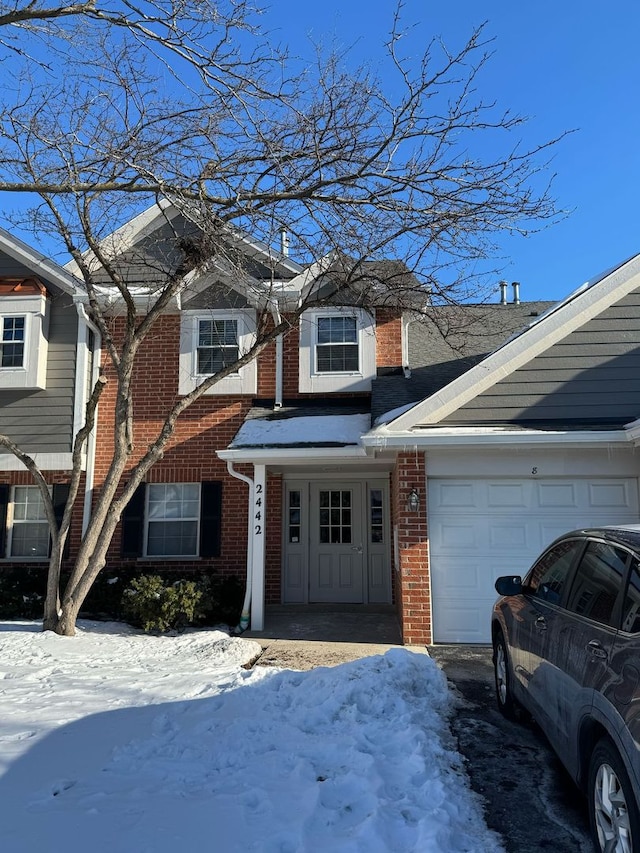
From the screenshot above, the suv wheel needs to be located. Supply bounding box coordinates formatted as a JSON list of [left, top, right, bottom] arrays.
[[493, 630, 518, 720], [589, 739, 639, 853]]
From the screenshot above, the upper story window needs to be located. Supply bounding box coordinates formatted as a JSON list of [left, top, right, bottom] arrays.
[[316, 316, 359, 373], [299, 307, 375, 393], [179, 309, 257, 396], [197, 318, 239, 375], [0, 281, 49, 389], [1, 317, 25, 367]]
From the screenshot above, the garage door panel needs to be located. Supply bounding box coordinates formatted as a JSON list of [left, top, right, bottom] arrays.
[[433, 556, 533, 597], [428, 477, 640, 643], [487, 482, 529, 508], [432, 602, 495, 644]]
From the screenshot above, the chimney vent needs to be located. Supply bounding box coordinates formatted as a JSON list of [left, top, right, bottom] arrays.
[[499, 281, 508, 305], [512, 281, 521, 305], [279, 227, 289, 257]]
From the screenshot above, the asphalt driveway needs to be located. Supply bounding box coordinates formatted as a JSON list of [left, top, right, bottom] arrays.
[[428, 645, 594, 853]]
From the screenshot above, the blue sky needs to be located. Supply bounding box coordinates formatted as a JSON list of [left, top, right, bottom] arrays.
[[262, 1, 639, 302]]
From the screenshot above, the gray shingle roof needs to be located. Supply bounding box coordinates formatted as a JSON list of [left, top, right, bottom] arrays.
[[372, 301, 555, 422]]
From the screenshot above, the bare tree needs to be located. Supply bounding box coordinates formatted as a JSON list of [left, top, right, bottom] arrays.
[[0, 1, 564, 634]]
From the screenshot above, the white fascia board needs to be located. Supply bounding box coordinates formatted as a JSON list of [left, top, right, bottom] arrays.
[[625, 419, 640, 445], [287, 253, 338, 302], [0, 229, 80, 294], [217, 446, 368, 464], [362, 427, 629, 450], [388, 253, 640, 431]]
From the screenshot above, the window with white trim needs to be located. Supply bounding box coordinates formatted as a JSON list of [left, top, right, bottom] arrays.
[[299, 307, 376, 393], [0, 293, 49, 389], [1, 316, 25, 367], [9, 485, 49, 557], [316, 316, 359, 373], [197, 318, 239, 375], [179, 310, 257, 395], [145, 483, 200, 557]]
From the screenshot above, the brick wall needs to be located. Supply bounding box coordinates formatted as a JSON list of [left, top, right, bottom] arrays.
[[392, 451, 431, 644], [375, 309, 403, 367]]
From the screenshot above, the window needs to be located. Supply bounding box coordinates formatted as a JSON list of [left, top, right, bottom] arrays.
[[622, 559, 640, 633], [526, 539, 583, 604], [9, 486, 49, 557], [145, 484, 200, 557], [197, 318, 239, 375], [121, 481, 222, 559], [565, 541, 628, 627], [0, 483, 69, 560], [287, 490, 301, 544], [319, 489, 352, 544], [0, 291, 49, 389], [179, 310, 257, 395], [299, 308, 376, 393], [370, 488, 384, 543], [316, 316, 358, 373], [1, 317, 25, 367]]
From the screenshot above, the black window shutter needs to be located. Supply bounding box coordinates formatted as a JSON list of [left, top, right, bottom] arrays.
[[0, 484, 9, 557], [121, 483, 146, 558], [200, 481, 222, 558], [52, 483, 71, 558]]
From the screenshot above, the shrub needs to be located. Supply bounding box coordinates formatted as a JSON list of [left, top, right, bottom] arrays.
[[121, 574, 204, 633]]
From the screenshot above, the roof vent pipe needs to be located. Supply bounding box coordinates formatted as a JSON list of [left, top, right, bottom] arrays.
[[499, 281, 508, 305], [279, 227, 289, 257], [512, 281, 521, 305]]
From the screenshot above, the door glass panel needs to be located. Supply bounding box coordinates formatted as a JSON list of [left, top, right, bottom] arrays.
[[287, 490, 301, 544], [370, 488, 383, 543], [319, 490, 352, 544]]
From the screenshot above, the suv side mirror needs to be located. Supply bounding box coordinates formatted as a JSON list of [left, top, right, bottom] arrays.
[[495, 575, 523, 596]]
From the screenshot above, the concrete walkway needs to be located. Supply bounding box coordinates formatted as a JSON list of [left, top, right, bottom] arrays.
[[242, 605, 412, 670]]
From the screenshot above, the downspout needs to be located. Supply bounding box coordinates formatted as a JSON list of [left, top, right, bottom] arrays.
[[269, 298, 283, 408], [226, 460, 254, 632]]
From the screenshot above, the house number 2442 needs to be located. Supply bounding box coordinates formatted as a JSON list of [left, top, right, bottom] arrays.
[[254, 483, 263, 535]]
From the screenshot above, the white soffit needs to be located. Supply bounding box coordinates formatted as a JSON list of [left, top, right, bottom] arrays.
[[386, 253, 640, 431]]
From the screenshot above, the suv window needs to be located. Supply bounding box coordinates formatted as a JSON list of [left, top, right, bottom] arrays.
[[565, 541, 629, 628], [621, 558, 640, 634], [527, 539, 583, 604]]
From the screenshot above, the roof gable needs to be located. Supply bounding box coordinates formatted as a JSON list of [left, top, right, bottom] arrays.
[[0, 228, 79, 295], [385, 253, 640, 431]]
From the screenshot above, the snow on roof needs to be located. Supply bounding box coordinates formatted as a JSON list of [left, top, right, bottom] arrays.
[[230, 414, 370, 448]]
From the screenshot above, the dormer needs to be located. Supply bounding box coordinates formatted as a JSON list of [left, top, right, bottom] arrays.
[[0, 278, 49, 390]]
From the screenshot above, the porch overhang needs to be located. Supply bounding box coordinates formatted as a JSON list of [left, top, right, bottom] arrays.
[[217, 445, 369, 464]]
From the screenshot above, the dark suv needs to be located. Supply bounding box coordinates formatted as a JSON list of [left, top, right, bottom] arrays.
[[492, 526, 640, 853]]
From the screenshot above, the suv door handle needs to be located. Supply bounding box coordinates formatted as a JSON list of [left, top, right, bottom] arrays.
[[586, 640, 607, 660]]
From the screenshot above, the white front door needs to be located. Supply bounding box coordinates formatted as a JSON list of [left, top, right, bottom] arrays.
[[309, 482, 364, 602]]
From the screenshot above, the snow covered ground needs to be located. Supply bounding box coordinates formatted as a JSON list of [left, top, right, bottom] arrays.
[[0, 621, 503, 852]]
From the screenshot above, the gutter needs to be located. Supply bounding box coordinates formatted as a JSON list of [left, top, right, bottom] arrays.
[[361, 428, 631, 451]]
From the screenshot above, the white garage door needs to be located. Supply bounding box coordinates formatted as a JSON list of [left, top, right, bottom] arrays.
[[428, 478, 640, 643]]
